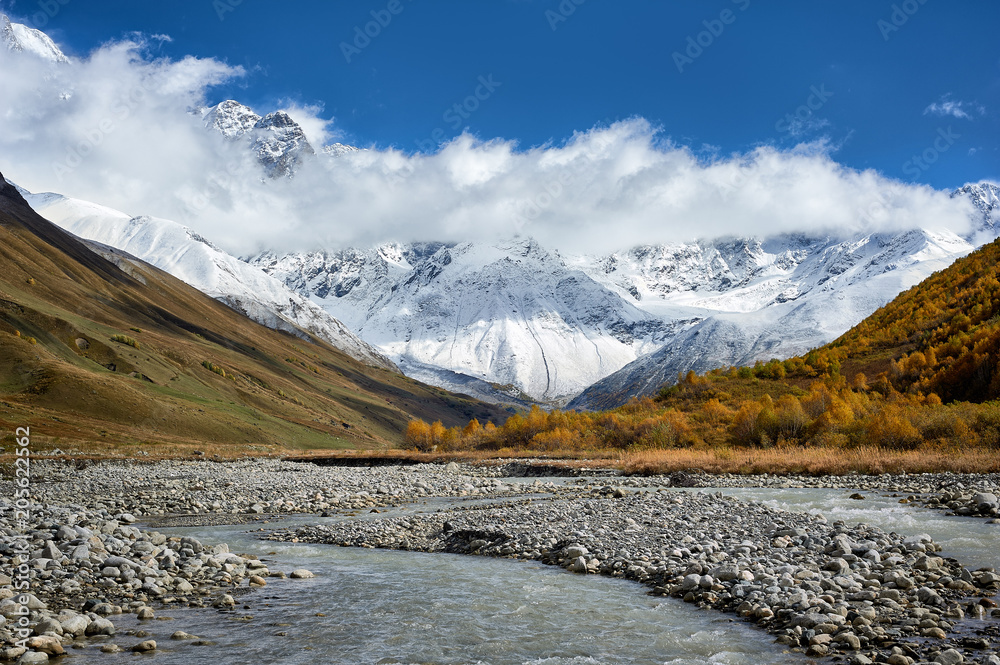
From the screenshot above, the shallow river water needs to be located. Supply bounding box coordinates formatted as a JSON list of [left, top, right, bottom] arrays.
[[81, 483, 999, 665], [710, 486, 1000, 571]]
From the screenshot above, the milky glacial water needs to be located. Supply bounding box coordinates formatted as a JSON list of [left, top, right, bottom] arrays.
[[78, 484, 1000, 665], [84, 520, 806, 665], [709, 486, 1000, 571]]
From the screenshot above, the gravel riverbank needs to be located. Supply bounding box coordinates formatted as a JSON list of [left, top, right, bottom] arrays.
[[277, 486, 1000, 664], [601, 470, 1000, 523], [2, 458, 999, 663], [0, 502, 288, 661], [0, 459, 570, 662]]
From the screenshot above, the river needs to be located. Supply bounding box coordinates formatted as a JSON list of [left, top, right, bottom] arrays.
[[87, 483, 998, 665]]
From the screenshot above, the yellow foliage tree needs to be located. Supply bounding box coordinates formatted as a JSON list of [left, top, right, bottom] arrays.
[[406, 420, 432, 450]]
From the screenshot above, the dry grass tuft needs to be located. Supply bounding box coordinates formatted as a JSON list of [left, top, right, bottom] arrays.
[[619, 444, 1000, 476]]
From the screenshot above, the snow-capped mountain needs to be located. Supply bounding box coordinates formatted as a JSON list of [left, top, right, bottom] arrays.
[[202, 101, 322, 178], [1, 14, 69, 63], [253, 184, 998, 407], [568, 184, 1000, 408], [250, 239, 678, 404], [569, 228, 978, 408], [952, 182, 999, 241], [11, 182, 396, 371], [203, 99, 261, 139]]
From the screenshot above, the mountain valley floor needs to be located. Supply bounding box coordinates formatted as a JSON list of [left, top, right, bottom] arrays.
[[1, 458, 999, 663]]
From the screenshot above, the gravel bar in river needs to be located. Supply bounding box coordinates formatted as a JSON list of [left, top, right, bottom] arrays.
[[276, 483, 1000, 665]]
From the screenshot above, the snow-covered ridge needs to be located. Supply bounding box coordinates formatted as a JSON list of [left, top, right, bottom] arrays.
[[569, 227, 981, 409], [252, 184, 998, 407], [250, 239, 686, 405], [17, 185, 396, 371], [1, 14, 70, 63], [952, 182, 999, 241], [202, 100, 356, 178]]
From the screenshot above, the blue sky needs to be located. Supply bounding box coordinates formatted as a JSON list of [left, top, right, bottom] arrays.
[[11, 0, 998, 189], [0, 1, 996, 254]]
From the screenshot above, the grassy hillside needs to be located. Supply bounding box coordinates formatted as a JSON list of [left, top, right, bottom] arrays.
[[411, 237, 1000, 469], [0, 174, 506, 458]]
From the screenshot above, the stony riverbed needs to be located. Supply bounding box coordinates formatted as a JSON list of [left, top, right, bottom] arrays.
[[585, 470, 1000, 522], [275, 485, 1000, 665], [1, 458, 999, 663]]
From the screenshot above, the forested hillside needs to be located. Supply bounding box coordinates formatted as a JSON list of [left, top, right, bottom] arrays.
[[407, 239, 1000, 456]]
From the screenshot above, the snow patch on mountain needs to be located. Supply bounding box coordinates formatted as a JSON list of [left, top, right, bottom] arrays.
[[322, 143, 362, 158], [18, 187, 396, 370], [250, 111, 315, 178]]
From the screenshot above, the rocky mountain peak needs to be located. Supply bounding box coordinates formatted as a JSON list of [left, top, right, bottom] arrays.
[[952, 182, 1000, 234], [1, 13, 70, 63], [203, 100, 261, 139]]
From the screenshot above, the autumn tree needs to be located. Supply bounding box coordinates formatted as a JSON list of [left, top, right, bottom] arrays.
[[406, 420, 432, 450]]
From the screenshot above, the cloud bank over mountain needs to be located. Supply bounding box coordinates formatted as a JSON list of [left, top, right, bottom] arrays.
[[0, 28, 976, 256]]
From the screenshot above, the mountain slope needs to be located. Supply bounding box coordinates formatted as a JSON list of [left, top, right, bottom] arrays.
[[821, 234, 1000, 403], [0, 171, 504, 456], [15, 185, 396, 372], [570, 227, 983, 409], [250, 239, 678, 404], [253, 185, 994, 408]]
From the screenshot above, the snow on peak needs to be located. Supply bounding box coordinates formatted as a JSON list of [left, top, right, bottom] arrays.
[[250, 111, 316, 178], [1, 14, 70, 63], [203, 100, 261, 139], [952, 182, 1000, 234], [203, 99, 364, 176], [322, 143, 362, 157], [203, 98, 371, 176]]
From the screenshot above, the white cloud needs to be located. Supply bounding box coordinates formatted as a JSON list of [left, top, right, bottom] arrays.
[[923, 94, 985, 120], [277, 101, 334, 147], [0, 34, 978, 257]]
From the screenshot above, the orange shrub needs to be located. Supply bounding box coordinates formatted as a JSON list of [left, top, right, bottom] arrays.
[[863, 407, 922, 450], [531, 427, 582, 451]]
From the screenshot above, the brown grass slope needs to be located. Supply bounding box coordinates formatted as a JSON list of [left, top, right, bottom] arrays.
[[0, 172, 506, 457]]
